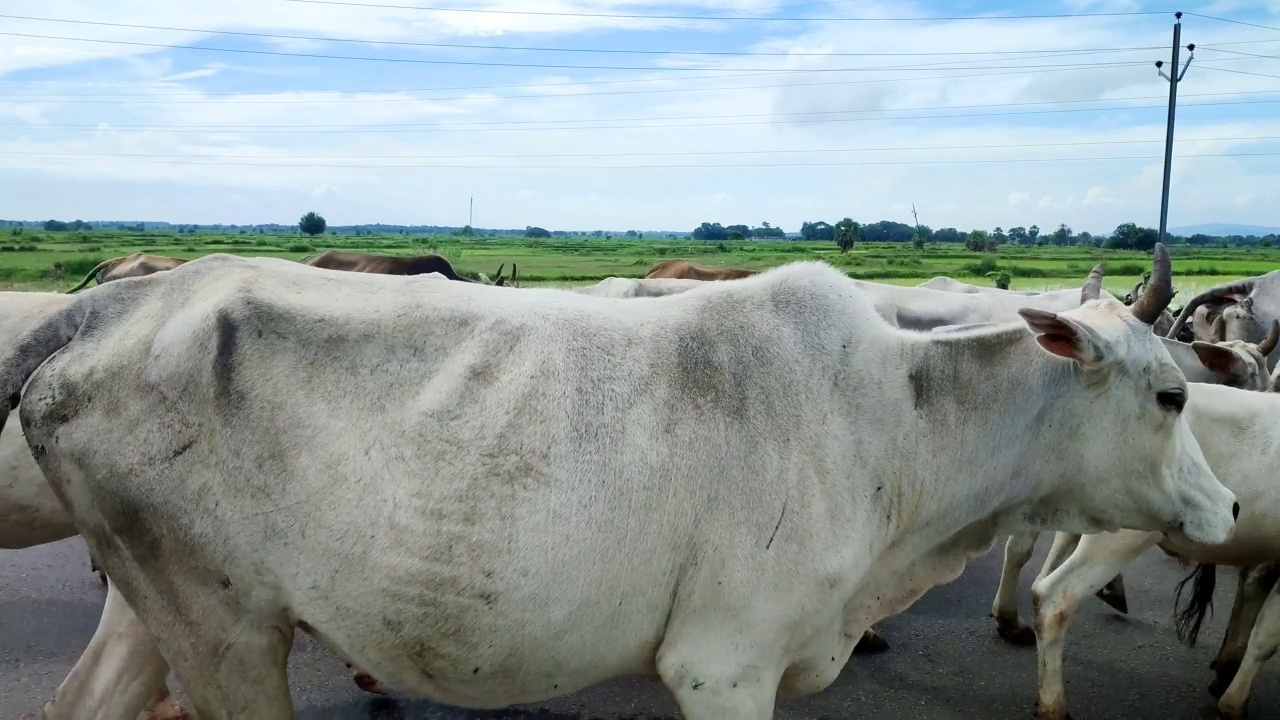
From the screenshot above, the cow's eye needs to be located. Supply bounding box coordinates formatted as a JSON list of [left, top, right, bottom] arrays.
[[1157, 389, 1186, 413]]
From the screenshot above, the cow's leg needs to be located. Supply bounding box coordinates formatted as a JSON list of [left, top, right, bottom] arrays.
[[657, 633, 782, 720], [1210, 565, 1272, 698], [1218, 575, 1280, 720], [1031, 530, 1159, 720], [1035, 532, 1080, 582], [1037, 533, 1129, 615], [42, 581, 175, 720], [161, 617, 295, 720], [851, 626, 890, 654], [992, 532, 1039, 646], [109, 574, 296, 720]]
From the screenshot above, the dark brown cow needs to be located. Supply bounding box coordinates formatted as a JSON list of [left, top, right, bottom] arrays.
[[65, 253, 189, 294], [643, 259, 758, 281], [301, 250, 516, 286]]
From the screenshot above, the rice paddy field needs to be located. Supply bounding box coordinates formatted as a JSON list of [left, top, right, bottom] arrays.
[[0, 229, 1274, 296]]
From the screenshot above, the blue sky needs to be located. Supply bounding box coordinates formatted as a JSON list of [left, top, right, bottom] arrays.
[[2, 0, 1279, 234]]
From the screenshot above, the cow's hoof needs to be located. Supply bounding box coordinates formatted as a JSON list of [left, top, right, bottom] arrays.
[[1217, 703, 1247, 720], [1095, 583, 1128, 614], [1210, 662, 1241, 698], [996, 617, 1037, 647], [353, 671, 390, 695], [852, 629, 891, 655], [1034, 703, 1073, 720], [97, 571, 108, 585]]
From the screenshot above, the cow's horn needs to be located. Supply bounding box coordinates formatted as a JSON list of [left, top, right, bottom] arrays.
[[1081, 263, 1104, 303], [1165, 277, 1259, 339], [1260, 320, 1280, 356], [1131, 243, 1172, 325]]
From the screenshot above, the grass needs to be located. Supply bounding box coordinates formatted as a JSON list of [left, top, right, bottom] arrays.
[[0, 229, 1275, 296]]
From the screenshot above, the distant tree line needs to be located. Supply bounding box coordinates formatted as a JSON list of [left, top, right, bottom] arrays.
[[691, 222, 787, 241]]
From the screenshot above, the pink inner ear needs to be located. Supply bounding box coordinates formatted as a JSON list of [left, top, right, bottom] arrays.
[[1194, 346, 1243, 378], [1035, 333, 1078, 360]]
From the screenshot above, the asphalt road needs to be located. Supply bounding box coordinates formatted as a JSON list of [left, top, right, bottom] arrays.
[[4, 536, 1277, 720]]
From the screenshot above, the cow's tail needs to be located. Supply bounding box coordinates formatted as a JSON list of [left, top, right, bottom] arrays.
[[1173, 562, 1217, 647], [64, 259, 115, 294], [0, 301, 87, 438]]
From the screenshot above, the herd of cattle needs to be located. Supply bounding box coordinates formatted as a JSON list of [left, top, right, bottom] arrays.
[[4, 246, 1280, 719]]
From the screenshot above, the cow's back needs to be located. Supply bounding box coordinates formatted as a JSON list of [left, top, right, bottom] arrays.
[[0, 291, 79, 547]]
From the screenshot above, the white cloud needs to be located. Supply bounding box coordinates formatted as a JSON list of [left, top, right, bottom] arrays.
[[1, 0, 1279, 232]]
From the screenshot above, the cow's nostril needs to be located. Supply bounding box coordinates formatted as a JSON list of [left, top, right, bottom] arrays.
[[1233, 502, 1241, 521]]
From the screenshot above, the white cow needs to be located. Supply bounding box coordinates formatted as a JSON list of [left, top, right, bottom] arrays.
[[1, 247, 1236, 720], [1018, 380, 1280, 720], [569, 276, 714, 298], [850, 268, 1116, 330], [988, 326, 1279, 640], [0, 292, 77, 548], [0, 290, 188, 720], [916, 276, 1044, 296]]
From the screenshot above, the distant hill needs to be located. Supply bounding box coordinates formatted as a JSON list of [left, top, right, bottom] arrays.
[[1170, 223, 1280, 237]]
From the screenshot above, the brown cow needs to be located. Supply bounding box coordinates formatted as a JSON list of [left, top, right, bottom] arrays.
[[301, 250, 517, 286], [65, 253, 188, 294], [643, 259, 758, 281]]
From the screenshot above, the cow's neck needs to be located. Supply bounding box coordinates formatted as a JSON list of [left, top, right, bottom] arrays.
[[880, 325, 1088, 548]]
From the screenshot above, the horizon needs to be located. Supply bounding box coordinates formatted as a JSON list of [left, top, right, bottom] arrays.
[[2, 1, 1279, 231]]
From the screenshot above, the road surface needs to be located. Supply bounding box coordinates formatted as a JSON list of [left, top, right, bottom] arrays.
[[4, 535, 1277, 719]]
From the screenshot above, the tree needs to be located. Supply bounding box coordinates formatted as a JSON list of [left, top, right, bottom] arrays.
[[1107, 222, 1159, 251], [986, 270, 1012, 290], [834, 218, 860, 253], [966, 229, 996, 253], [727, 230, 745, 241], [932, 227, 964, 243], [1007, 226, 1029, 245], [299, 211, 326, 236], [1051, 223, 1072, 246], [800, 220, 835, 242], [1028, 225, 1041, 243], [991, 226, 1008, 245], [524, 226, 551, 238], [725, 224, 751, 239], [692, 222, 729, 242]]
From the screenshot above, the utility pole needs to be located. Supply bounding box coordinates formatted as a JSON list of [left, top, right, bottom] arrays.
[[1155, 12, 1194, 244], [469, 196, 474, 229]]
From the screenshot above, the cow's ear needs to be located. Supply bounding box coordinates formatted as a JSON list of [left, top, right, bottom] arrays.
[[1191, 342, 1250, 385], [1018, 308, 1106, 365]]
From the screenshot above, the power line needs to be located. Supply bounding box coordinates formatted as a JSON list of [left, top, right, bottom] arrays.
[[1198, 46, 1280, 62], [0, 14, 1173, 59], [11, 85, 1280, 111], [4, 134, 1275, 161], [1196, 65, 1280, 81], [7, 97, 1277, 134], [282, 0, 1167, 23], [0, 31, 1159, 73], [2, 150, 1273, 170], [0, 64, 1183, 104], [17, 95, 1280, 130], [1185, 12, 1280, 34]]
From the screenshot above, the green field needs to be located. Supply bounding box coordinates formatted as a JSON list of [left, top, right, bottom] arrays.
[[1, 229, 1276, 297]]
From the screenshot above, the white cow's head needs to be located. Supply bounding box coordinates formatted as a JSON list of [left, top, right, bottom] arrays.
[[1191, 320, 1279, 392], [1018, 244, 1237, 545]]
